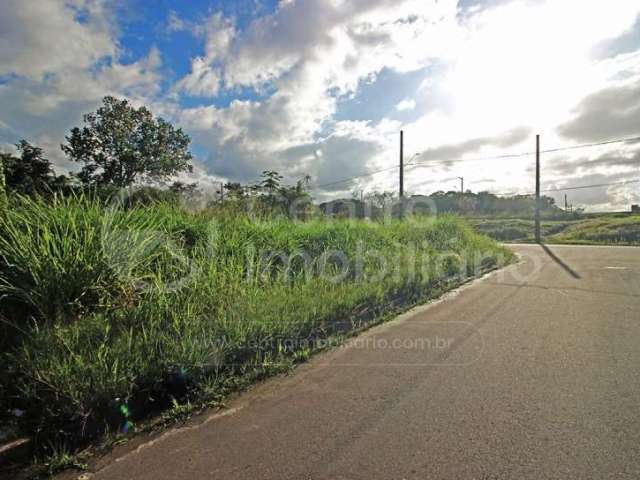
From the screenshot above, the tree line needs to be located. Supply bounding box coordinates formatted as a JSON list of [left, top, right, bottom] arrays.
[[0, 95, 578, 219], [1, 97, 193, 197], [320, 190, 577, 219], [0, 96, 314, 214]]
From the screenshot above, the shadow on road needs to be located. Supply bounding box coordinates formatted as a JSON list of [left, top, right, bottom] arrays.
[[539, 242, 582, 279]]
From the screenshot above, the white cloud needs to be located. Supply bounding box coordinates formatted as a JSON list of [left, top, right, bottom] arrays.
[[395, 99, 416, 111], [166, 10, 190, 33], [0, 0, 115, 80], [170, 0, 640, 211], [0, 0, 166, 172], [3, 0, 640, 210], [176, 58, 222, 97], [174, 13, 235, 97], [174, 0, 459, 183]]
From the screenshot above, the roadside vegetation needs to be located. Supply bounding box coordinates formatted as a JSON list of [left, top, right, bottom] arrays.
[[0, 195, 510, 471], [4, 95, 635, 474], [547, 214, 640, 245], [469, 214, 640, 245], [469, 218, 580, 242], [0, 97, 513, 474]]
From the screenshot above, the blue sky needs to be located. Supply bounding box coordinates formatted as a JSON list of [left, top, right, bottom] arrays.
[[1, 0, 640, 210], [115, 0, 279, 106]]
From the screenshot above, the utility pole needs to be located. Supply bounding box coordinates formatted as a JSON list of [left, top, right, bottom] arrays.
[[399, 130, 404, 219], [457, 176, 464, 194], [535, 135, 541, 243], [220, 182, 225, 202], [399, 130, 404, 199], [565, 194, 568, 212], [0, 154, 5, 209]]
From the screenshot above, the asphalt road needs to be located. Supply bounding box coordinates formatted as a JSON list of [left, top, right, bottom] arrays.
[[86, 244, 640, 480]]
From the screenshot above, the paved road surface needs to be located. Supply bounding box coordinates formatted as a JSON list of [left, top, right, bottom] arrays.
[[86, 245, 640, 480]]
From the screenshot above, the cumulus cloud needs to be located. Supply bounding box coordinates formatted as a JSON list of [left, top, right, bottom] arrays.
[[591, 15, 640, 60], [174, 12, 235, 97], [542, 172, 639, 211], [558, 80, 640, 143], [171, 0, 640, 209], [547, 148, 640, 177], [3, 0, 640, 210], [0, 0, 115, 80], [166, 10, 190, 33], [414, 126, 532, 166], [395, 99, 416, 111], [174, 0, 458, 185], [0, 0, 165, 171], [175, 58, 222, 96]]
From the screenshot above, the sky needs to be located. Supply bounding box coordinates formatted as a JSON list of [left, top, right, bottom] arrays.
[[1, 0, 640, 211]]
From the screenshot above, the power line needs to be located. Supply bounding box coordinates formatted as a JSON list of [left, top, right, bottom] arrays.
[[541, 178, 640, 193], [490, 178, 640, 197], [314, 165, 400, 189], [407, 135, 640, 167], [312, 134, 640, 190]]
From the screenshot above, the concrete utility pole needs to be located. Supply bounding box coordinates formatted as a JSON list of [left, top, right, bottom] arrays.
[[399, 130, 404, 199], [535, 135, 541, 243], [457, 177, 464, 194], [0, 154, 5, 209], [565, 194, 568, 212]]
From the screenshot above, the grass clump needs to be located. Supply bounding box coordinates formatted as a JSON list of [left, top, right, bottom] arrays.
[[0, 194, 512, 464]]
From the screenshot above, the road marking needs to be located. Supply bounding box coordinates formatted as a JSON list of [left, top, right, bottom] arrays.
[[605, 266, 629, 270]]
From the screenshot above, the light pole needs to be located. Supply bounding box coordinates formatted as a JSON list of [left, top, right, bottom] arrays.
[[535, 135, 541, 243]]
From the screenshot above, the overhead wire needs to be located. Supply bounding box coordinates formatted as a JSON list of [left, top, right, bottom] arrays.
[[312, 135, 640, 190]]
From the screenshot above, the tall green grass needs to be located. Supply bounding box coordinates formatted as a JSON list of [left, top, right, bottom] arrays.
[[469, 215, 640, 245], [469, 217, 579, 242], [547, 215, 640, 245], [0, 194, 511, 460]]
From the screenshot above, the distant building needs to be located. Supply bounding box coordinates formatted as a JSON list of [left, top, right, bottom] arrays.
[[632, 205, 640, 214]]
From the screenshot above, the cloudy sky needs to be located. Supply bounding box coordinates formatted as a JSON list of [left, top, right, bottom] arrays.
[[1, 0, 639, 210]]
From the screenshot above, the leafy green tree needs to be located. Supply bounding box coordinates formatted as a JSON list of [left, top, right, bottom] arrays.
[[1, 141, 71, 197], [169, 181, 199, 196], [259, 170, 283, 195], [62, 96, 193, 188], [257, 170, 284, 211], [224, 182, 246, 200], [279, 176, 313, 219]]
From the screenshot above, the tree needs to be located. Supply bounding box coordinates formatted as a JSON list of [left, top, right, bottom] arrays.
[[259, 170, 283, 195], [279, 176, 313, 219], [366, 191, 395, 210], [1, 140, 71, 197], [258, 170, 284, 210], [224, 182, 246, 200], [169, 181, 199, 196], [62, 96, 193, 188]]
